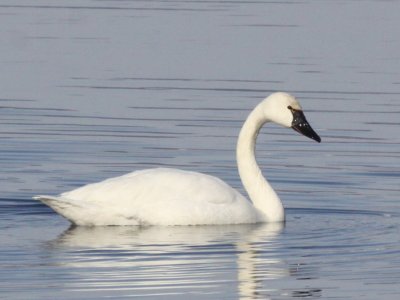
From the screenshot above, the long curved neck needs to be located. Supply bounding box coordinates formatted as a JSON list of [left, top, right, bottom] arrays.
[[236, 103, 285, 222]]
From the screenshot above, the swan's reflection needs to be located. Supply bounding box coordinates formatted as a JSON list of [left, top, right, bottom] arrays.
[[235, 223, 287, 299], [48, 223, 286, 299]]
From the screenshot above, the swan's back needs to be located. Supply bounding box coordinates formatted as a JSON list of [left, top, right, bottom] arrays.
[[38, 168, 261, 226]]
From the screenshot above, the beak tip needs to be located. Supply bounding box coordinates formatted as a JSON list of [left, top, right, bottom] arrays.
[[291, 126, 321, 143]]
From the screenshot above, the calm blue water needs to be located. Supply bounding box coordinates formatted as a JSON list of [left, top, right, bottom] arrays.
[[1, 1, 400, 299]]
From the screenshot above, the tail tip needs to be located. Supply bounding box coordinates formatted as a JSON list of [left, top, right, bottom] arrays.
[[33, 195, 56, 202]]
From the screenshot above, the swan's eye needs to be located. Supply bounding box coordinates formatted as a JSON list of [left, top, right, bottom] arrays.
[[288, 106, 300, 113]]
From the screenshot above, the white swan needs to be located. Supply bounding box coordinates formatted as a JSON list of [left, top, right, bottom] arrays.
[[34, 92, 321, 226]]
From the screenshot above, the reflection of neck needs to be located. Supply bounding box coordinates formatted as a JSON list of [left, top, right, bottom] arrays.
[[236, 223, 285, 300], [236, 103, 284, 222], [237, 241, 259, 299]]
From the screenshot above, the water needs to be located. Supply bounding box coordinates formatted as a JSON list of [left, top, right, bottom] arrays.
[[1, 0, 400, 299]]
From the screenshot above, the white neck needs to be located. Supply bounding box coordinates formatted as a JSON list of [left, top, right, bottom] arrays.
[[236, 102, 285, 222]]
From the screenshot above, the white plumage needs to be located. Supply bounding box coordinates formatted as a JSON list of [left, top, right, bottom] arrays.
[[34, 92, 321, 226]]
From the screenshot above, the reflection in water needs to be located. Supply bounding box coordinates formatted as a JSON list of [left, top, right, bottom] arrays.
[[54, 223, 269, 248], [235, 223, 286, 300], [48, 223, 287, 298]]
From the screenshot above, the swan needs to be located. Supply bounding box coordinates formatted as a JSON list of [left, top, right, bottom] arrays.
[[34, 92, 321, 226]]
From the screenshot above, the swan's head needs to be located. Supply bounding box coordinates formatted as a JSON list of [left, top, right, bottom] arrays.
[[263, 92, 321, 143]]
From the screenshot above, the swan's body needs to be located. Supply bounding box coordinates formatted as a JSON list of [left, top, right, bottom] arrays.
[[35, 92, 321, 226], [38, 168, 262, 226]]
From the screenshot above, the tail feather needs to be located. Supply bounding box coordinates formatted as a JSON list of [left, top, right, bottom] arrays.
[[33, 195, 141, 226], [33, 195, 92, 225]]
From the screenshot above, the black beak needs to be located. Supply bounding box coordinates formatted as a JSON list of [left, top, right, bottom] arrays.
[[291, 109, 321, 143]]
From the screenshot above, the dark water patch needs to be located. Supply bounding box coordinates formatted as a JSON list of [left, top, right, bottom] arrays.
[[0, 4, 224, 12], [0, 106, 74, 112], [0, 198, 53, 216], [109, 76, 282, 84], [288, 207, 397, 218], [63, 84, 277, 94]]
